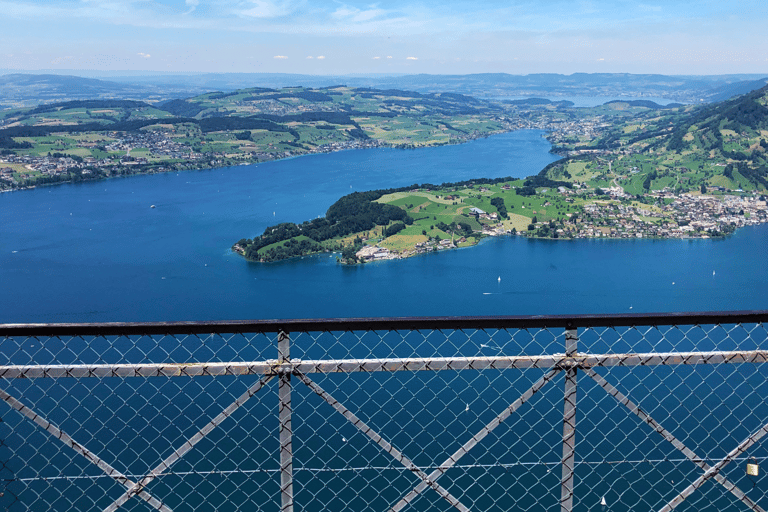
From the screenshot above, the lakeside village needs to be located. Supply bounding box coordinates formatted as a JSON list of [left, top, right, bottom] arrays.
[[0, 130, 386, 189], [0, 109, 603, 190], [349, 188, 768, 263]]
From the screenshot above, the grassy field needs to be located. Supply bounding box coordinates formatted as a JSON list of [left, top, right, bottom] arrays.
[[322, 181, 587, 258]]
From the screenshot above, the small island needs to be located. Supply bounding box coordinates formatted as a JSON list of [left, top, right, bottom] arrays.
[[233, 174, 768, 264]]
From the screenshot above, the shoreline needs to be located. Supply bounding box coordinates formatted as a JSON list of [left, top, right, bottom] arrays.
[[234, 223, 751, 266], [0, 128, 515, 194]]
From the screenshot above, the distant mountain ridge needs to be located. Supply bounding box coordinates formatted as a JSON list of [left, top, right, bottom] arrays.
[[2, 72, 768, 108], [0, 74, 206, 107]]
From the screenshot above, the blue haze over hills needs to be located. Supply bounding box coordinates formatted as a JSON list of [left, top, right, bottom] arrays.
[[1, 72, 767, 106]]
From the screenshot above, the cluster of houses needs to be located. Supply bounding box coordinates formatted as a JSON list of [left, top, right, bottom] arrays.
[[355, 245, 395, 262], [234, 98, 340, 116], [0, 166, 15, 184], [468, 207, 499, 221], [356, 234, 473, 262], [665, 193, 768, 233], [499, 111, 609, 147], [0, 153, 88, 182], [558, 192, 768, 239], [102, 131, 194, 161], [313, 139, 383, 154]]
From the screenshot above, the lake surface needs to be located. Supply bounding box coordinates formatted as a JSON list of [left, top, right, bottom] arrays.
[[2, 130, 768, 512], [1, 129, 766, 323]]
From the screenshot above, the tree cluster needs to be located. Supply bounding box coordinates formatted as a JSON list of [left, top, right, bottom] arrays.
[[643, 171, 658, 190], [0, 134, 32, 149], [256, 238, 322, 262], [28, 99, 151, 115], [160, 99, 208, 118], [241, 190, 414, 261], [490, 197, 508, 218], [384, 222, 406, 237], [248, 91, 334, 102]]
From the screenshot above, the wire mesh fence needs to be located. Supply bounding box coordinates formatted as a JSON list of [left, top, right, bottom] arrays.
[[2, 312, 768, 512]]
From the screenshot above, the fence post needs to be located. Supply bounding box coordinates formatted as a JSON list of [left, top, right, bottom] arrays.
[[278, 331, 293, 512], [561, 322, 578, 512]]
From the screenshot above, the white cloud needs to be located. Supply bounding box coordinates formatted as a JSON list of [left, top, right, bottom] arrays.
[[306, 55, 313, 59], [406, 56, 418, 60], [316, 55, 325, 59], [184, 0, 199, 14], [273, 55, 288, 59], [386, 56, 392, 59], [331, 5, 387, 23], [372, 56, 380, 59], [237, 0, 295, 19], [137, 52, 151, 58]]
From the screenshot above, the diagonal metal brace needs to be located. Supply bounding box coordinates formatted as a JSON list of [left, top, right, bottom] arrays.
[[584, 369, 766, 512], [103, 374, 274, 512], [657, 418, 768, 512], [0, 386, 172, 512], [390, 367, 562, 512], [295, 371, 472, 512]]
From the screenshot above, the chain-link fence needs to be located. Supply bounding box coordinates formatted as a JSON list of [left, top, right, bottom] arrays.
[[2, 312, 768, 512]]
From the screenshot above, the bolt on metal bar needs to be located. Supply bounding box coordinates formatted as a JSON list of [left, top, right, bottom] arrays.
[[658, 419, 768, 512], [102, 374, 274, 512], [585, 368, 766, 512], [0, 386, 172, 512], [390, 367, 562, 512], [278, 331, 293, 512], [295, 371, 471, 512], [561, 327, 578, 512]]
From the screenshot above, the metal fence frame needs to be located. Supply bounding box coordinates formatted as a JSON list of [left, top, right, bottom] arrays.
[[2, 310, 768, 512]]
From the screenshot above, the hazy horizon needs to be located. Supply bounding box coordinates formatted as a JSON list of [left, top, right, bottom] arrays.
[[3, 69, 768, 80]]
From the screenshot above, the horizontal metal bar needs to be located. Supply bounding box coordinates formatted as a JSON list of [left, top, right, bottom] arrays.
[[1, 310, 766, 337], [3, 350, 768, 379]]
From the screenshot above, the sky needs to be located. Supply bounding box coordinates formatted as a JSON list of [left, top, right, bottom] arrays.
[[1, 0, 767, 76]]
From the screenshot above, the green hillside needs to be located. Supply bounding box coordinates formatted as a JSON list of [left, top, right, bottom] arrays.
[[0, 87, 506, 147], [544, 85, 768, 193], [0, 86, 511, 189]]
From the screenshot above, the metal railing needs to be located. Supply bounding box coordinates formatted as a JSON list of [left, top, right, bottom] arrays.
[[2, 311, 768, 512]]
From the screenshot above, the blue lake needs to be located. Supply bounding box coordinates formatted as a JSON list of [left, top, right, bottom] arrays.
[[2, 130, 768, 512], [1, 130, 766, 323]]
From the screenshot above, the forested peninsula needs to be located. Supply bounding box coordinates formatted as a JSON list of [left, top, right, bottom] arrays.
[[233, 174, 767, 264], [234, 83, 768, 264]]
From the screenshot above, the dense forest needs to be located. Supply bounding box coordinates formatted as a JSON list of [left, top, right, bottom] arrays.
[[241, 189, 414, 261]]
